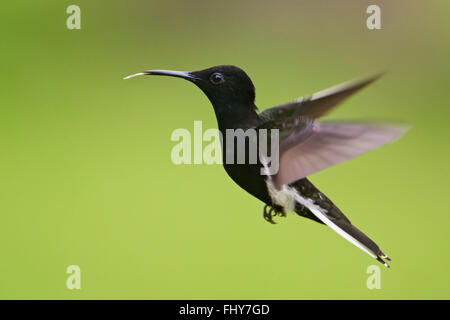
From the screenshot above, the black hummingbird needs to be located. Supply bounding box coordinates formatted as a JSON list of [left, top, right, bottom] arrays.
[[124, 65, 408, 267]]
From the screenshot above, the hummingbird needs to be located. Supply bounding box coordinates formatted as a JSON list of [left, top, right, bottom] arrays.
[[124, 65, 408, 267]]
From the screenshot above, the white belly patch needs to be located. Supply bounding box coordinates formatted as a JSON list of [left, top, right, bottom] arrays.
[[265, 178, 297, 212], [261, 158, 298, 212]]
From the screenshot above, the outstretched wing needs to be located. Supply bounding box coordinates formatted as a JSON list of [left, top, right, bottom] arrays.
[[259, 74, 382, 121], [257, 74, 408, 188]]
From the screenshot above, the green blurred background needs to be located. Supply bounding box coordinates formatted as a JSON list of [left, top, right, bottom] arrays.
[[1, 0, 449, 299]]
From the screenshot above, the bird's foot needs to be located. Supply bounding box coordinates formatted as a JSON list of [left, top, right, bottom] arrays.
[[263, 204, 286, 224]]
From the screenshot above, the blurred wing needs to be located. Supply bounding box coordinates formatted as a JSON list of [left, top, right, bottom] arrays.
[[259, 74, 382, 121], [274, 122, 409, 188]]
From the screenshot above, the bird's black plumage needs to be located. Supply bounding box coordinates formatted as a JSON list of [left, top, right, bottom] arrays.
[[125, 65, 408, 267]]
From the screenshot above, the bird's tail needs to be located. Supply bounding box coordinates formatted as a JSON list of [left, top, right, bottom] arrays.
[[291, 178, 391, 267]]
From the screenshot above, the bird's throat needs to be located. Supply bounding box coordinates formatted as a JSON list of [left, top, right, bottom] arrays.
[[213, 102, 262, 131]]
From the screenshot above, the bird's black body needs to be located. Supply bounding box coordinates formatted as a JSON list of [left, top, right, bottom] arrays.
[[125, 65, 408, 267], [191, 67, 271, 206]]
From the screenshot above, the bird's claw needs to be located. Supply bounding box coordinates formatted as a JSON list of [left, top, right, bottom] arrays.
[[263, 204, 285, 224], [263, 205, 276, 224]]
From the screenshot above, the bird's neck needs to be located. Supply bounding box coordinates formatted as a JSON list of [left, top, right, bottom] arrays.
[[213, 102, 262, 131]]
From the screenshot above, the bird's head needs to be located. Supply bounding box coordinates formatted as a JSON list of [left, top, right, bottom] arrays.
[[124, 65, 257, 111]]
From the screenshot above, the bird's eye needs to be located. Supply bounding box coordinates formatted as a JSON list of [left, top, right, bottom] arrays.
[[209, 72, 225, 85]]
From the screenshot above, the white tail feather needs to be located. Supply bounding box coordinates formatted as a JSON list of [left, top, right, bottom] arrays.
[[293, 193, 378, 259]]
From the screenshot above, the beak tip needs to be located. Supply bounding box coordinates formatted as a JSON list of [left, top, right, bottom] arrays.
[[123, 72, 147, 80]]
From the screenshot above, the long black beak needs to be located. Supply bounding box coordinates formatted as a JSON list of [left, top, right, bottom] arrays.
[[123, 70, 198, 81]]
